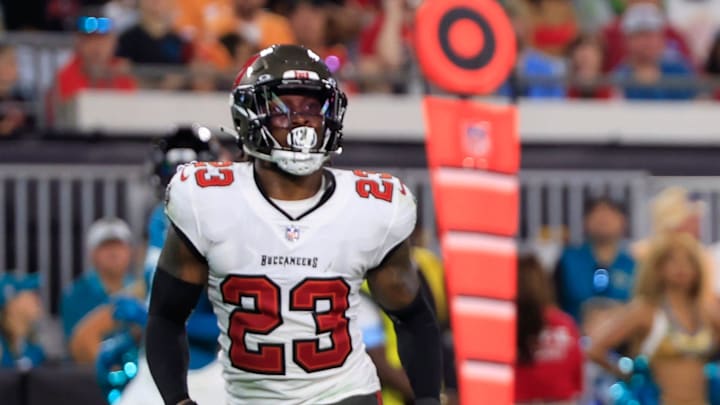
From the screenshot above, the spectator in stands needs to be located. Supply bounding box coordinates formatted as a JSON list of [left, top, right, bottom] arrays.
[[0, 44, 33, 137], [530, 225, 567, 273], [515, 254, 584, 404], [171, 0, 228, 70], [223, 0, 295, 50], [60, 218, 143, 365], [220, 31, 257, 66], [55, 14, 137, 102], [289, 0, 327, 52], [573, 0, 616, 33], [601, 0, 693, 72], [587, 233, 720, 405], [632, 186, 720, 311], [566, 34, 614, 99], [613, 2, 697, 100], [524, 0, 579, 58], [325, 0, 365, 52], [497, 0, 566, 99], [176, 0, 294, 72], [0, 273, 45, 369], [704, 32, 720, 99], [175, 0, 239, 42], [116, 0, 192, 89], [654, 187, 704, 239], [665, 0, 720, 67], [555, 197, 635, 324], [116, 0, 192, 66], [288, 0, 348, 74], [356, 0, 414, 93], [632, 186, 705, 261]]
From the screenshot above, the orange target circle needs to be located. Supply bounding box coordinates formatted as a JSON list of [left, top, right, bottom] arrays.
[[414, 0, 517, 95], [449, 18, 485, 59]]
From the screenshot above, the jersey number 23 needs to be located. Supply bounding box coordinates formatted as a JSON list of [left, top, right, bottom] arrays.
[[221, 275, 352, 375]]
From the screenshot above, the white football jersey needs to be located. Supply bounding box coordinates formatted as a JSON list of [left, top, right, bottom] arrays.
[[165, 162, 416, 405]]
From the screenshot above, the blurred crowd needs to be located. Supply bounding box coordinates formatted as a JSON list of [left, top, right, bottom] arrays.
[[517, 187, 720, 404], [2, 0, 720, 138], [1, 0, 417, 93], [503, 0, 720, 101], [0, 0, 420, 138]]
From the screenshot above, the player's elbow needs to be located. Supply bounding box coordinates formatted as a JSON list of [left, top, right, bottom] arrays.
[[369, 269, 420, 312], [384, 288, 437, 329], [384, 284, 419, 312]]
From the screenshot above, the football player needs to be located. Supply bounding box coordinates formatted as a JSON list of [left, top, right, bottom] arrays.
[[115, 129, 224, 405], [146, 45, 442, 405]]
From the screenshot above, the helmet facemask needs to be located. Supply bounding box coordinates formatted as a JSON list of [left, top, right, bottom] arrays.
[[232, 77, 347, 176], [149, 129, 216, 193]]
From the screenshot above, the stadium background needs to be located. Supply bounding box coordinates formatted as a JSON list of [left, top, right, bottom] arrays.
[[1, 0, 720, 403]]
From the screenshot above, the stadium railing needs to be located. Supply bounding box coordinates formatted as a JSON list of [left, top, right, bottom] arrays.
[[0, 164, 151, 313], [3, 163, 718, 315]]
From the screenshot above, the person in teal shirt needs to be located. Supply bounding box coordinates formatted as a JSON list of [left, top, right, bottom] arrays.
[[61, 270, 137, 340], [0, 273, 45, 369], [554, 198, 636, 324], [60, 218, 140, 364]]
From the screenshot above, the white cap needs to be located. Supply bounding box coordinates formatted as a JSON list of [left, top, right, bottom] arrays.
[[86, 218, 132, 251], [621, 3, 665, 34]]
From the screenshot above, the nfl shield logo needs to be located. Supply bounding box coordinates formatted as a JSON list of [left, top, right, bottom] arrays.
[[285, 225, 300, 242], [463, 121, 492, 157]]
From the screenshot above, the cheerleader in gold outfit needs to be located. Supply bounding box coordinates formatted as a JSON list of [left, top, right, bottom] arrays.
[[588, 233, 720, 405]]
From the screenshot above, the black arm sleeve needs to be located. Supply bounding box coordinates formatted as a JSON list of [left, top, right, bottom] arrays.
[[384, 289, 442, 401], [146, 267, 204, 405], [442, 330, 458, 391]]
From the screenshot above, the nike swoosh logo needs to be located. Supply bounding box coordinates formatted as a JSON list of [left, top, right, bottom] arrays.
[[179, 167, 190, 182]]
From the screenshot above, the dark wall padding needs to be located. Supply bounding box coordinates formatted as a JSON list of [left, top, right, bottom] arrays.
[[5, 136, 720, 175], [0, 369, 22, 405], [26, 365, 107, 405]]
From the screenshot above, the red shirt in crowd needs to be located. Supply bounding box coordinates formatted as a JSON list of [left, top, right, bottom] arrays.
[[56, 55, 137, 101], [532, 21, 579, 57], [515, 307, 583, 403], [601, 19, 693, 72], [358, 13, 412, 57]]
